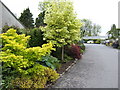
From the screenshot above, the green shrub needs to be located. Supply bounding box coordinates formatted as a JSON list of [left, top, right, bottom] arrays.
[[51, 47, 62, 60], [2, 25, 19, 33], [63, 54, 73, 63], [95, 39, 101, 44], [76, 41, 85, 51], [12, 64, 59, 88], [27, 28, 46, 47], [1, 29, 59, 89], [41, 55, 61, 70]]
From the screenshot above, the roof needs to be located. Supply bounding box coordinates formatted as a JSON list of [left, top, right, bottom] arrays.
[[0, 1, 25, 29], [83, 36, 108, 40]]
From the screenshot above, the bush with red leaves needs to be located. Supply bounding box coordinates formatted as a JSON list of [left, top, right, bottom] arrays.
[[65, 44, 82, 60]]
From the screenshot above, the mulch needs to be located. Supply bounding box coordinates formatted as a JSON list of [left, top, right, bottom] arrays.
[[56, 60, 76, 74]]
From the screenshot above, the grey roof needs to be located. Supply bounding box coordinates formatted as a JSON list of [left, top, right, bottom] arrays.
[[83, 36, 108, 39]]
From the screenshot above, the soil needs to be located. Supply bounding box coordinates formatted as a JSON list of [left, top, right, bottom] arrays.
[[56, 60, 75, 74]]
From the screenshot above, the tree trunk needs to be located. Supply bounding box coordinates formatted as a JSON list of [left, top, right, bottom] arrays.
[[62, 46, 64, 61]]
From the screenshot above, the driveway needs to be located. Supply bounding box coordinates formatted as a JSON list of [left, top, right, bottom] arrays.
[[53, 44, 118, 88]]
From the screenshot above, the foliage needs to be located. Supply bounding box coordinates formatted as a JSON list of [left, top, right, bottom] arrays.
[[65, 44, 82, 60], [41, 0, 82, 47], [95, 39, 101, 44], [27, 28, 46, 47], [81, 19, 101, 37], [19, 8, 34, 29], [12, 64, 59, 88], [76, 41, 85, 51], [107, 24, 120, 40], [0, 36, 2, 46], [40, 0, 82, 61], [62, 54, 73, 63], [0, 29, 59, 89], [81, 19, 92, 37], [51, 47, 62, 60], [2, 25, 20, 33], [70, 44, 82, 59], [83, 39, 102, 44], [35, 11, 46, 27], [40, 55, 60, 70], [92, 24, 101, 36], [52, 46, 74, 63], [107, 25, 120, 48]]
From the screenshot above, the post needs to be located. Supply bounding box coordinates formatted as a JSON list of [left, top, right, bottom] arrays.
[[62, 46, 64, 61]]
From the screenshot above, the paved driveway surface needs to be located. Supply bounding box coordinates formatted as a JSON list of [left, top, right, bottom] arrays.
[[53, 44, 118, 88]]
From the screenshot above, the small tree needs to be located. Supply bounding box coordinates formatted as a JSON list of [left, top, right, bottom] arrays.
[[19, 8, 34, 29], [41, 0, 82, 61]]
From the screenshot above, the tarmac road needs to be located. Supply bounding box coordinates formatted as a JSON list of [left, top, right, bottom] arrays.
[[53, 44, 118, 88]]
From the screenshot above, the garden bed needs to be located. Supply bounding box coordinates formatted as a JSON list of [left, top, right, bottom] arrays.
[[57, 60, 76, 74], [46, 58, 79, 88]]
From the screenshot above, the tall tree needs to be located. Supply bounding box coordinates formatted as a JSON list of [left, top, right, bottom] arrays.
[[81, 19, 101, 37], [81, 19, 93, 36], [35, 11, 46, 27], [35, 1, 50, 27], [107, 24, 117, 39], [92, 24, 101, 36], [19, 8, 34, 29], [41, 0, 82, 61]]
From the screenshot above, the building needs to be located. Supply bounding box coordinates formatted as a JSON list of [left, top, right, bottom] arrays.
[[83, 36, 108, 40], [0, 1, 25, 32]]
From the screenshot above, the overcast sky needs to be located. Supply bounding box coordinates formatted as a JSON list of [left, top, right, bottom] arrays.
[[1, 0, 119, 36]]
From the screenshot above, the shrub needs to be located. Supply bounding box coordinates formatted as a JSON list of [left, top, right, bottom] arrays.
[[79, 43, 85, 51], [70, 44, 82, 59], [27, 28, 46, 47], [95, 39, 101, 44], [2, 25, 19, 33], [65, 44, 82, 60], [40, 55, 61, 70], [62, 54, 73, 63], [51, 46, 74, 63], [51, 47, 62, 60], [12, 64, 59, 88], [76, 41, 85, 51], [1, 29, 59, 89]]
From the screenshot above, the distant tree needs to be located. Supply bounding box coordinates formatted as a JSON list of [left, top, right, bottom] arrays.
[[35, 1, 50, 27], [81, 19, 93, 37], [81, 19, 101, 37], [107, 24, 117, 39], [92, 24, 101, 36], [19, 8, 34, 29]]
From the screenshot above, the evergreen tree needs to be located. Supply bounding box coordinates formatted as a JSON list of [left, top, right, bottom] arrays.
[[19, 8, 34, 29], [35, 1, 50, 27], [35, 11, 46, 27]]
